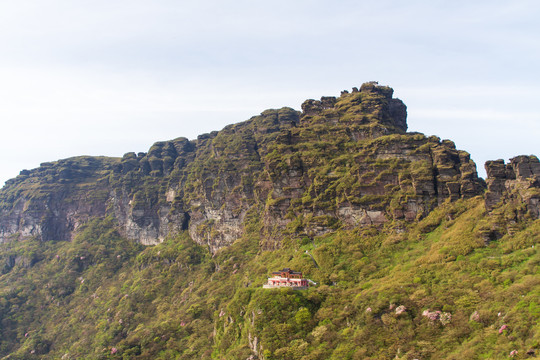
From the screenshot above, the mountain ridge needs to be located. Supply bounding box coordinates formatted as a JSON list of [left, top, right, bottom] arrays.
[[1, 81, 509, 252], [0, 82, 539, 359]]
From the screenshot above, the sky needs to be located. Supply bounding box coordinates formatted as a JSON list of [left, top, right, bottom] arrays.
[[0, 0, 538, 185]]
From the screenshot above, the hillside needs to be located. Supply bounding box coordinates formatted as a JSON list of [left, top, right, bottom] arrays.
[[0, 82, 539, 359]]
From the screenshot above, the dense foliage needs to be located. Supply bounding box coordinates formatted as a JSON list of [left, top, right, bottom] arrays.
[[0, 83, 537, 359], [0, 197, 538, 359]]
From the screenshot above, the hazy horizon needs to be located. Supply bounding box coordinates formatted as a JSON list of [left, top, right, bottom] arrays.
[[1, 0, 539, 184]]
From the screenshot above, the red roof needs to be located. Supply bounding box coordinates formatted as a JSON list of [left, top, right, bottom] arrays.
[[271, 268, 303, 276]]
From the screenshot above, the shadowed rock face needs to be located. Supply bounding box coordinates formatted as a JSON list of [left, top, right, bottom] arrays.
[[0, 82, 494, 252], [485, 155, 540, 218]]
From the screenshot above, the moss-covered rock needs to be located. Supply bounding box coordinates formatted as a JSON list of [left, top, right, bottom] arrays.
[[0, 82, 490, 252]]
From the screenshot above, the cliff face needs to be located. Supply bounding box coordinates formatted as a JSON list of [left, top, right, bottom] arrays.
[[0, 157, 115, 243], [0, 82, 516, 252], [1, 82, 540, 359], [485, 155, 540, 219]]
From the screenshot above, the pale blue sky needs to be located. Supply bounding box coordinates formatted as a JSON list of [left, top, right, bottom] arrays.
[[0, 0, 538, 184]]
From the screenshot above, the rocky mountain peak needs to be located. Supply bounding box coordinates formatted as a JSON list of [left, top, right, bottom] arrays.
[[300, 81, 407, 132], [4, 83, 538, 254], [0, 83, 539, 360]]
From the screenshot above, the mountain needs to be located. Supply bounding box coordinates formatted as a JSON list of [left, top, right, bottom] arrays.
[[0, 82, 485, 249], [0, 82, 538, 359]]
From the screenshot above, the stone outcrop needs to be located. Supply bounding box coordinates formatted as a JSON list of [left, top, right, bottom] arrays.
[[0, 157, 114, 242], [0, 82, 493, 252], [485, 155, 540, 218], [301, 81, 407, 132]]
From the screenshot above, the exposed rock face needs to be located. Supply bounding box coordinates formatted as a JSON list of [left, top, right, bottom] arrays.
[[485, 155, 540, 218], [0, 157, 114, 242], [0, 83, 488, 252], [301, 81, 407, 132]]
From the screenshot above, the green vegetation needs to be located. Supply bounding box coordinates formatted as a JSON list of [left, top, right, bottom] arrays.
[[0, 83, 537, 358], [0, 198, 538, 359]]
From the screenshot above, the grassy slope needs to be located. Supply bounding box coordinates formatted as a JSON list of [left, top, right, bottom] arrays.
[[0, 196, 538, 360]]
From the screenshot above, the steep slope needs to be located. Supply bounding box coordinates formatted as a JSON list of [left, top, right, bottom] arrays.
[[0, 82, 484, 252], [0, 196, 538, 359], [0, 82, 539, 360]]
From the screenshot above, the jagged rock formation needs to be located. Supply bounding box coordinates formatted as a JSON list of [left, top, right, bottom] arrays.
[[485, 155, 540, 219], [0, 82, 493, 252], [2, 82, 540, 360]]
